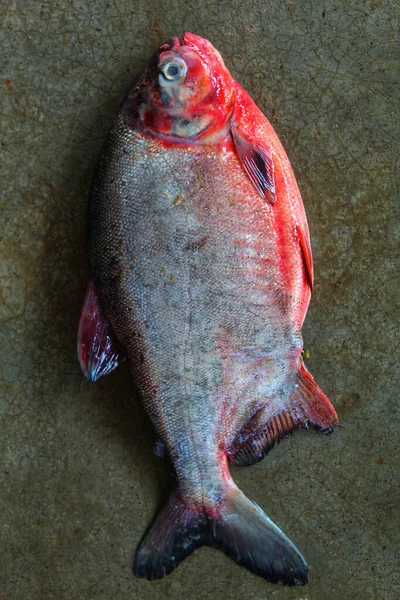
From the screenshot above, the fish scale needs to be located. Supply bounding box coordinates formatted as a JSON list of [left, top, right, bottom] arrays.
[[78, 32, 339, 585], [94, 126, 288, 490]]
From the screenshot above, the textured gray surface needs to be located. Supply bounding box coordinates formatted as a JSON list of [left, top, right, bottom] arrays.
[[1, 1, 399, 599]]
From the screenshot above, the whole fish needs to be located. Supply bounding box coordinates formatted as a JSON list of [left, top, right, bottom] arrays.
[[78, 32, 339, 585]]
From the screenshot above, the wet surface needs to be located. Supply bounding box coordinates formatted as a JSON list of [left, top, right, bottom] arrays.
[[1, 1, 399, 599]]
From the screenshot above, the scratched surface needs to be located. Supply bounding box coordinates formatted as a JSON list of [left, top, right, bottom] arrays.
[[1, 1, 399, 599]]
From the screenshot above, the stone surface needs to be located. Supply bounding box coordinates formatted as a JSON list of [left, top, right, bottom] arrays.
[[1, 1, 399, 599]]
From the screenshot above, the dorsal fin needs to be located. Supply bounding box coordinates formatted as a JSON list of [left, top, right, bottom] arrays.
[[77, 281, 125, 382], [295, 224, 314, 291], [231, 125, 276, 204], [227, 363, 340, 467]]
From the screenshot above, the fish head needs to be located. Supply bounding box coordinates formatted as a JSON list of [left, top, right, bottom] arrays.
[[124, 33, 235, 144]]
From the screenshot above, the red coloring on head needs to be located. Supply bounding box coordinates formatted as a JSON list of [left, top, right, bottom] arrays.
[[122, 32, 235, 148]]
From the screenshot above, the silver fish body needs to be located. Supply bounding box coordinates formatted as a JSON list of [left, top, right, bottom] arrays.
[[89, 117, 300, 500], [79, 33, 339, 585]]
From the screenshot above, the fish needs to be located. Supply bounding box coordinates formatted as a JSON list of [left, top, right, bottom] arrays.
[[77, 32, 339, 585]]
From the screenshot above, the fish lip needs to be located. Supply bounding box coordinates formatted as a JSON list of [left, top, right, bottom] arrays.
[[158, 33, 209, 57], [159, 36, 183, 53]]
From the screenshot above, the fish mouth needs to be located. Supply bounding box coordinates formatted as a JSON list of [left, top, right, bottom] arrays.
[[159, 36, 183, 53], [158, 33, 205, 54], [158, 33, 221, 60]]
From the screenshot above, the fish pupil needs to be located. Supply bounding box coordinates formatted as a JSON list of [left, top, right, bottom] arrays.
[[167, 64, 179, 78]]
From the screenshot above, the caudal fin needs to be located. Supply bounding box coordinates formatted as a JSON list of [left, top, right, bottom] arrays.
[[134, 484, 307, 585], [134, 491, 207, 580], [211, 484, 308, 584]]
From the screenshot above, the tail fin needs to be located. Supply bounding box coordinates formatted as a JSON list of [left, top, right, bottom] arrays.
[[134, 491, 207, 580], [211, 485, 308, 584], [134, 485, 307, 585]]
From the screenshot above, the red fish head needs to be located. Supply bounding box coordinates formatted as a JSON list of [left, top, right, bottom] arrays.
[[123, 33, 235, 144]]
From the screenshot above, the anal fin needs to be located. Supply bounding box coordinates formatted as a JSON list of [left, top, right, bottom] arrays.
[[228, 363, 340, 467], [77, 281, 125, 382]]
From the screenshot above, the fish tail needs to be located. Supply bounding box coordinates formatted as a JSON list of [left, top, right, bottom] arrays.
[[208, 483, 307, 585], [134, 482, 307, 585], [133, 489, 208, 580]]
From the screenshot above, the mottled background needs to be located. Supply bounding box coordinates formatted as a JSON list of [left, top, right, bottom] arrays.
[[1, 1, 399, 599]]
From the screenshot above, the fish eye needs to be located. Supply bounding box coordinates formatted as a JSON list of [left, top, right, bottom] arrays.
[[159, 58, 187, 82], [167, 64, 179, 77]]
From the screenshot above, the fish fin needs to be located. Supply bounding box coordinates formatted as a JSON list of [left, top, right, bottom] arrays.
[[231, 125, 276, 204], [134, 490, 208, 580], [295, 224, 314, 291], [153, 439, 166, 458], [134, 486, 308, 585], [77, 281, 124, 382], [209, 484, 307, 585], [228, 363, 340, 467]]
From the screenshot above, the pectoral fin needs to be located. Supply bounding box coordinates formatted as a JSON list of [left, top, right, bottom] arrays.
[[231, 125, 276, 204], [77, 281, 124, 381]]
